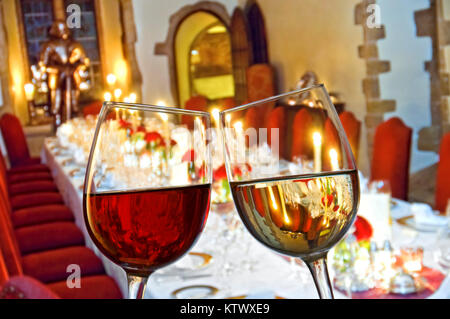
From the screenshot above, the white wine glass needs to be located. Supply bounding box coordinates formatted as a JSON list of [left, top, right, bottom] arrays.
[[219, 84, 360, 298]]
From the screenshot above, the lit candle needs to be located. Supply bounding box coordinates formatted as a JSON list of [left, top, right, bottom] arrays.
[[160, 112, 171, 173], [329, 148, 339, 171], [104, 92, 112, 102], [156, 100, 166, 107], [114, 88, 122, 101], [129, 93, 137, 103], [225, 114, 231, 128], [24, 83, 35, 102], [312, 131, 322, 173], [106, 73, 117, 86]]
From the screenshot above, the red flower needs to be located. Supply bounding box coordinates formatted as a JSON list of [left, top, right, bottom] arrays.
[[144, 132, 163, 144], [214, 164, 227, 180], [197, 164, 207, 179], [233, 163, 252, 177], [353, 215, 373, 242], [321, 194, 334, 207], [118, 119, 131, 129], [136, 126, 146, 133], [182, 149, 195, 162]]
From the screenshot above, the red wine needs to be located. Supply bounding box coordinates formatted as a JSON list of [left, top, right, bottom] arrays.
[[84, 184, 211, 275], [230, 170, 359, 261]]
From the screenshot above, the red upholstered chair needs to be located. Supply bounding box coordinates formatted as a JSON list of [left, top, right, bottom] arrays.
[[0, 194, 122, 298], [182, 95, 208, 129], [339, 111, 361, 161], [265, 106, 286, 158], [246, 64, 275, 103], [291, 108, 316, 160], [0, 114, 41, 168], [220, 97, 236, 110], [370, 117, 412, 200], [82, 101, 103, 118], [435, 133, 450, 212]]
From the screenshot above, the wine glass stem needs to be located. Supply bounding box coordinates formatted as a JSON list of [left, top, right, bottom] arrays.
[[304, 257, 334, 299], [126, 273, 150, 299]]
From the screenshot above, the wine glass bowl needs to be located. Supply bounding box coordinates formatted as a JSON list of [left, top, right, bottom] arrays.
[[83, 102, 212, 298], [220, 84, 360, 298]]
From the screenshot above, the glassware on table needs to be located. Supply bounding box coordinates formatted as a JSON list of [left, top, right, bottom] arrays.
[[83, 102, 212, 299], [434, 227, 450, 274], [219, 84, 360, 299]]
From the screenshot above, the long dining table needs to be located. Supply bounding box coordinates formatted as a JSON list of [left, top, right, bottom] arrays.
[[41, 137, 450, 299]]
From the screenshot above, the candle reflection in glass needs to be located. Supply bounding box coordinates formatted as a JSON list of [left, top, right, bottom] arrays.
[[313, 131, 322, 173]]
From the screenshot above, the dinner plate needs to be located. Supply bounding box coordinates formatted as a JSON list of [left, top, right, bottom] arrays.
[[396, 215, 447, 233], [156, 252, 213, 278], [171, 285, 218, 299]]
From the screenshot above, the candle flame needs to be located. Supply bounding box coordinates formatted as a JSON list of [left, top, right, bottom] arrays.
[[313, 132, 322, 147], [104, 92, 112, 102], [211, 108, 220, 124], [24, 83, 35, 101], [233, 121, 243, 133], [106, 73, 117, 86], [114, 88, 122, 99], [129, 93, 137, 103], [329, 148, 339, 170]]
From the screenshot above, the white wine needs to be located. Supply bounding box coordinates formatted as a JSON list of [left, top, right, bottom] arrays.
[[230, 170, 359, 261]]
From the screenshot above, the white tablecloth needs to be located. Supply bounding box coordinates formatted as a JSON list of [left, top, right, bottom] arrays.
[[41, 137, 450, 299]]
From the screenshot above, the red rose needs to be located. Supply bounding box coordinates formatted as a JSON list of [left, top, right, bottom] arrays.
[[182, 149, 195, 162], [214, 164, 227, 180], [321, 194, 334, 207], [353, 215, 373, 242], [136, 126, 146, 133], [118, 119, 131, 129], [144, 131, 163, 144]]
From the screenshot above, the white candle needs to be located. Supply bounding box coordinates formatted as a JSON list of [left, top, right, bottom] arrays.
[[313, 131, 322, 173], [160, 112, 171, 173], [329, 148, 339, 171], [211, 108, 221, 151], [114, 88, 122, 101]]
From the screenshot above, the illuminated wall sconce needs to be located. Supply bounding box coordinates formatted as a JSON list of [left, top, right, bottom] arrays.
[[24, 83, 36, 123]]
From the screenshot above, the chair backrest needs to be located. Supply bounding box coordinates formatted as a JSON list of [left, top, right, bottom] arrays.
[[371, 117, 412, 200], [246, 64, 275, 103], [435, 133, 450, 212], [0, 192, 23, 276], [291, 108, 316, 160], [339, 111, 361, 161], [0, 155, 10, 203], [220, 97, 236, 110], [182, 95, 208, 129], [0, 114, 30, 167], [82, 101, 103, 118], [0, 248, 9, 286], [265, 106, 286, 158]]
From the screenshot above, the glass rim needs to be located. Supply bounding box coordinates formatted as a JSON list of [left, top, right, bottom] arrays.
[[103, 101, 212, 117], [220, 83, 325, 115]]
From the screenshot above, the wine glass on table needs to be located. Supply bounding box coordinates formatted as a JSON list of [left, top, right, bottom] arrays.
[[220, 84, 360, 299], [83, 102, 212, 299]]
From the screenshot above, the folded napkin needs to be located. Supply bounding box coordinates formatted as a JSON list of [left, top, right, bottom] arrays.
[[411, 203, 447, 226]]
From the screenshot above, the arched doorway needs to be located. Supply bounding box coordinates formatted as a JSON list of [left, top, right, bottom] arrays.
[[154, 1, 232, 107], [175, 12, 234, 107]]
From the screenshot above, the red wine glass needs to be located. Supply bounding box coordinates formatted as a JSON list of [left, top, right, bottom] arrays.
[[83, 102, 212, 299], [219, 84, 360, 298]]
